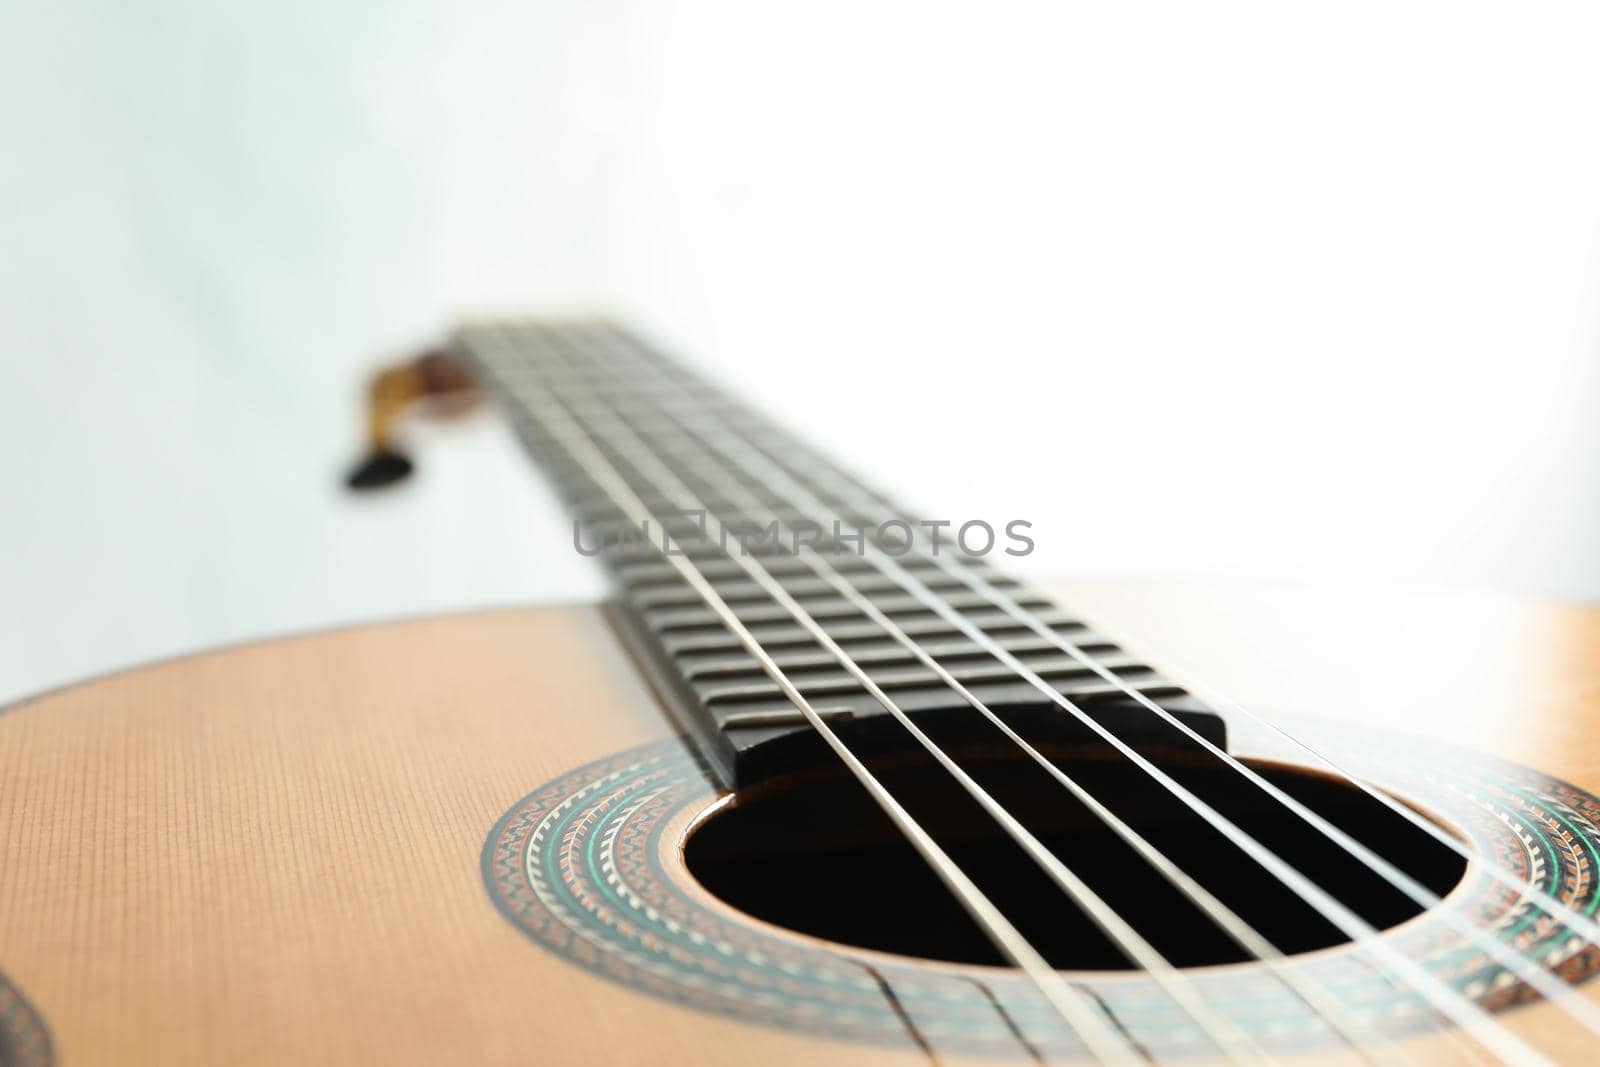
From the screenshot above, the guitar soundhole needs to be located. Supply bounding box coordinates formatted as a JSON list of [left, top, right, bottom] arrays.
[[684, 747, 1469, 970]]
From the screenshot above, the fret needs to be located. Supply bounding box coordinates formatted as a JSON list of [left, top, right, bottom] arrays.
[[696, 656, 1158, 705], [645, 590, 1055, 632], [459, 320, 1227, 786], [718, 707, 856, 729], [669, 633, 1119, 669], [700, 674, 1181, 711], [632, 572, 984, 609], [686, 646, 1143, 685], [679, 637, 1125, 681], [686, 605, 1075, 640], [618, 554, 961, 587]]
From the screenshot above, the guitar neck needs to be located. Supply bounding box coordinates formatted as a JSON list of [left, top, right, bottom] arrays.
[[456, 319, 1225, 787]]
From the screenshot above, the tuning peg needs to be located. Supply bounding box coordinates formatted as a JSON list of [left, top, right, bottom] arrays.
[[345, 448, 415, 490], [344, 349, 479, 491]]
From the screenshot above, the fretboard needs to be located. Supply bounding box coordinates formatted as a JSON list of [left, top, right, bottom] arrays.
[[456, 319, 1223, 787]]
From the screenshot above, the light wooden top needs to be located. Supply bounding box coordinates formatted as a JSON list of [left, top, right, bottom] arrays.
[[0, 579, 1596, 1065]]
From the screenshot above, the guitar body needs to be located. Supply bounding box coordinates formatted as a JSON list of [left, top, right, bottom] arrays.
[[2, 579, 1597, 1065]]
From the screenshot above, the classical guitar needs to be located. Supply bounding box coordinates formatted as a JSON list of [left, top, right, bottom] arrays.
[[4, 320, 1599, 1066]]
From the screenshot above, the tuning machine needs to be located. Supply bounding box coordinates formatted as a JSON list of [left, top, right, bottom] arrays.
[[345, 349, 479, 490]]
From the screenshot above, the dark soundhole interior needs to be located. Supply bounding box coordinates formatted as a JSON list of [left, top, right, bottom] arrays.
[[685, 747, 1467, 969]]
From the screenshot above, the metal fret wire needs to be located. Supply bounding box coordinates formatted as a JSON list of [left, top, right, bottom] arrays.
[[541, 331, 1415, 1064], [499, 326, 1484, 1062], [474, 332, 1142, 1066], [578, 340, 1473, 1062], [575, 337, 1565, 1066], [524, 336, 1273, 1064], [546, 328, 1508, 1061], [504, 321, 1552, 1065], [583, 328, 1600, 1047]]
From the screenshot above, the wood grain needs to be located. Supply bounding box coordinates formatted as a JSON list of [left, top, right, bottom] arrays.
[[1, 580, 1597, 1065]]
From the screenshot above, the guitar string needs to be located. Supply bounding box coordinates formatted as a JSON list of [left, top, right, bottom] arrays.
[[499, 321, 1497, 1062], [543, 328, 1407, 1065], [583, 324, 1600, 1041], [519, 321, 1552, 1064], [521, 332, 1275, 1064], [1195, 695, 1600, 960], [497, 331, 1275, 1063], [601, 333, 1600, 1048], [550, 329, 1523, 1062], [473, 331, 1142, 1066]]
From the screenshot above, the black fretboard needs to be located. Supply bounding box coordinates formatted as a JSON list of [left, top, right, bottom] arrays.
[[456, 319, 1223, 787]]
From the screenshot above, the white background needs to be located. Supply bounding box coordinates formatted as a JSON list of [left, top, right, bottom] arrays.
[[5, 1, 1599, 704]]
